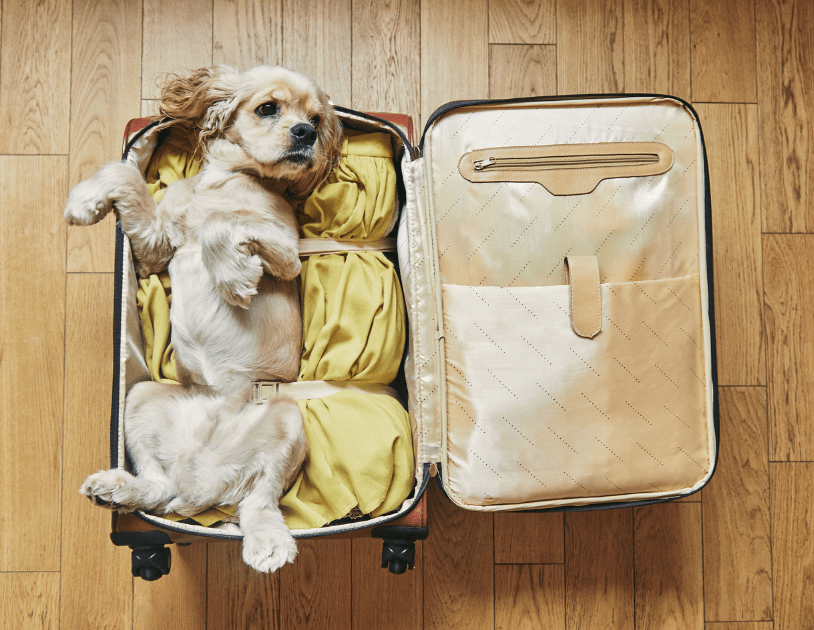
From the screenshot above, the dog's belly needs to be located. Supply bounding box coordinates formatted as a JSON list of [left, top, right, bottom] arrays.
[[168, 250, 302, 395]]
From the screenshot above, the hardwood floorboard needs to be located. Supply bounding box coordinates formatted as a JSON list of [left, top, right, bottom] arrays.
[[694, 103, 765, 386], [489, 0, 556, 44], [67, 0, 142, 274], [0, 157, 66, 573], [623, 0, 690, 101], [756, 0, 814, 233], [771, 463, 814, 630], [212, 0, 282, 69], [60, 274, 133, 630], [488, 44, 557, 99], [690, 0, 757, 103], [564, 509, 634, 630], [495, 565, 565, 630], [494, 512, 563, 564], [702, 388, 772, 622], [634, 503, 704, 630], [0, 573, 60, 630], [763, 235, 814, 461]]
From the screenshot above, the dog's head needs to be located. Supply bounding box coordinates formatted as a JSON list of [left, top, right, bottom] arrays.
[[157, 65, 342, 197]]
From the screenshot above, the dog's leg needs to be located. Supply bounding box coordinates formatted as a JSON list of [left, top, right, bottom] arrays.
[[63, 161, 182, 276], [199, 211, 301, 308]]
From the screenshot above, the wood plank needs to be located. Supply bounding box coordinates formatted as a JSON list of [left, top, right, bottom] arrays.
[[564, 509, 634, 630], [702, 387, 772, 621], [690, 0, 757, 103], [489, 45, 557, 99], [133, 542, 208, 629], [351, 0, 421, 130], [0, 573, 59, 630], [694, 103, 765, 387], [705, 623, 774, 630], [279, 539, 351, 630], [351, 537, 423, 630], [556, 0, 624, 94], [208, 541, 280, 630], [67, 0, 143, 274], [142, 0, 213, 99], [634, 503, 704, 630], [0, 0, 70, 154], [623, 0, 691, 102], [60, 274, 133, 630], [489, 0, 556, 44], [0, 157, 66, 572], [494, 512, 563, 564], [757, 0, 814, 233], [771, 463, 814, 630], [421, 0, 488, 126], [764, 235, 814, 461], [424, 483, 494, 630], [281, 0, 352, 107], [495, 565, 565, 630], [213, 0, 282, 69]]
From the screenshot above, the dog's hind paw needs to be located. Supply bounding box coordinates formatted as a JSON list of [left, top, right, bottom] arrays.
[[79, 468, 140, 512], [242, 527, 298, 573], [64, 178, 114, 226]]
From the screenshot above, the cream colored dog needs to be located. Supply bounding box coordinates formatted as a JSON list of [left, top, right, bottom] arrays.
[[64, 65, 342, 572]]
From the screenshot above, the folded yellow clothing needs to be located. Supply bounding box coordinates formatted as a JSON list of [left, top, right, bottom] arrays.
[[136, 274, 177, 383], [145, 128, 201, 203]]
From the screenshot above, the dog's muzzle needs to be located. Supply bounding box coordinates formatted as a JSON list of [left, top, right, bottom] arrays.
[[290, 123, 317, 148]]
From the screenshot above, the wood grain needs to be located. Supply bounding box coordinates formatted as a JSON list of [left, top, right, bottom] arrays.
[[623, 0, 690, 101], [421, 0, 489, 126], [489, 45, 557, 99], [694, 103, 765, 387], [351, 0, 421, 130], [67, 0, 143, 274], [424, 483, 494, 630], [757, 0, 814, 233], [213, 0, 282, 69], [142, 0, 213, 99], [208, 542, 280, 629], [489, 0, 556, 44], [133, 543, 208, 629], [705, 624, 775, 630], [0, 0, 70, 154], [771, 463, 814, 630], [0, 573, 59, 630], [279, 539, 351, 630], [634, 503, 704, 630], [0, 157, 66, 572], [690, 0, 757, 103], [764, 235, 814, 461], [702, 387, 772, 621], [494, 512, 563, 564], [352, 537, 423, 630], [495, 565, 565, 630], [60, 274, 133, 629], [557, 0, 624, 94], [281, 0, 352, 107], [564, 509, 634, 630]]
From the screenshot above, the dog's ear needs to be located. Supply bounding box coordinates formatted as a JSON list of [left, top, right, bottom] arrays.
[[156, 65, 241, 143], [288, 95, 343, 199]]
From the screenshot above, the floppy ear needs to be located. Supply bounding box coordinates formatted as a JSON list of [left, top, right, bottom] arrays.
[[287, 96, 343, 199], [156, 65, 241, 145]]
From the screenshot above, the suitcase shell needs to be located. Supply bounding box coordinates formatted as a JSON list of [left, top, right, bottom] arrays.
[[107, 94, 718, 578]]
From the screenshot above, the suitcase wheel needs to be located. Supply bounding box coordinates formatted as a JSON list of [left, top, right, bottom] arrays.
[[380, 539, 415, 574], [131, 544, 172, 581]]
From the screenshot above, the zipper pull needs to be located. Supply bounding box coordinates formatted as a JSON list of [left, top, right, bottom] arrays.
[[473, 157, 495, 170]]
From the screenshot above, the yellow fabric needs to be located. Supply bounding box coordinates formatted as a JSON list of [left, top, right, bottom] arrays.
[[136, 274, 177, 383], [136, 129, 414, 530]]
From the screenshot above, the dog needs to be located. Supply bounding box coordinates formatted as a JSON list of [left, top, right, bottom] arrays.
[[64, 65, 342, 572]]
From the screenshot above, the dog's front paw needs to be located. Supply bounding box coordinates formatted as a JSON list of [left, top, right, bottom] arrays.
[[262, 254, 302, 282], [242, 527, 298, 573], [64, 178, 114, 226], [80, 469, 139, 512], [218, 254, 264, 309]]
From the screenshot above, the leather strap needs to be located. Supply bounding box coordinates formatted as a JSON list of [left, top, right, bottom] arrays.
[[298, 237, 397, 257], [565, 256, 602, 338], [249, 380, 402, 403]]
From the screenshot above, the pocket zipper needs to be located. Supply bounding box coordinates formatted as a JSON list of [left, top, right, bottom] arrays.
[[473, 153, 661, 171]]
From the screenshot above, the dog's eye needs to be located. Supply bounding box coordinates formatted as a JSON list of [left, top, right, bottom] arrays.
[[310, 116, 320, 128], [256, 102, 278, 117]]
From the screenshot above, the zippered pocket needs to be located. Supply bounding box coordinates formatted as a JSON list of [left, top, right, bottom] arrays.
[[459, 142, 674, 195]]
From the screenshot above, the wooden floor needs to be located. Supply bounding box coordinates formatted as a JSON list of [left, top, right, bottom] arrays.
[[1, 0, 812, 628]]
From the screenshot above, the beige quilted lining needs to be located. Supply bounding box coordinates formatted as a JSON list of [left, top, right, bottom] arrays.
[[422, 97, 715, 509]]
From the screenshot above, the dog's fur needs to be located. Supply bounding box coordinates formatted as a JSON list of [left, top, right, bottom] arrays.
[[64, 65, 342, 572]]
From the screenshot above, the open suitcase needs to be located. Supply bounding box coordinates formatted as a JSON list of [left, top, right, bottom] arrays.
[[107, 94, 718, 580]]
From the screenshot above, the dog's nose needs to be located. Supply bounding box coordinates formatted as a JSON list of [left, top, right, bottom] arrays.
[[290, 123, 317, 147]]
